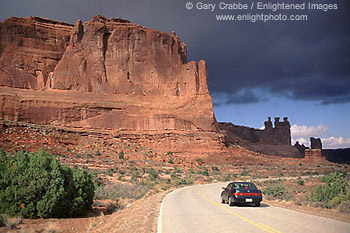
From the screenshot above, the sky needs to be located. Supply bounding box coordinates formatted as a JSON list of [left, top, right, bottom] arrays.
[[0, 0, 349, 149]]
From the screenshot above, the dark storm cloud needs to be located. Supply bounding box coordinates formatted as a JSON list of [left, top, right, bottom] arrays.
[[0, 0, 349, 105], [213, 89, 269, 106]]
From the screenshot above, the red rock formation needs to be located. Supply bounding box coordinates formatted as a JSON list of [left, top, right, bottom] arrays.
[[0, 15, 216, 134], [50, 15, 208, 97], [219, 117, 300, 157], [0, 17, 73, 89]]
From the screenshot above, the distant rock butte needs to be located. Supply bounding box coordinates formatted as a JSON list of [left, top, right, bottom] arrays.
[[0, 16, 217, 137]]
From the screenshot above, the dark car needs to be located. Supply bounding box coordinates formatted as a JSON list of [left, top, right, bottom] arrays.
[[221, 182, 262, 207]]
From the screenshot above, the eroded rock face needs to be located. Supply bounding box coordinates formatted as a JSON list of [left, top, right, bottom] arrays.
[[51, 15, 208, 97], [0, 16, 216, 133], [0, 17, 73, 89]]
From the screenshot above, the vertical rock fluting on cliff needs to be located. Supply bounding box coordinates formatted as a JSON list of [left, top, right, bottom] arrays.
[[0, 17, 73, 89], [51, 15, 209, 97], [0, 15, 217, 132]]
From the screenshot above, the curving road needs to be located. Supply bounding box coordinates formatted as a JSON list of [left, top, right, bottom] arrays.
[[159, 182, 350, 233]]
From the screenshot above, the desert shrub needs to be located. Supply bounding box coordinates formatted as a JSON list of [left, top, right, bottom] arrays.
[[168, 159, 174, 164], [241, 169, 250, 176], [222, 173, 234, 182], [201, 168, 209, 176], [311, 172, 350, 208], [0, 149, 95, 218], [171, 171, 178, 178], [175, 176, 194, 186], [297, 179, 305, 186], [118, 152, 124, 159], [0, 214, 7, 227], [196, 158, 203, 164], [263, 184, 285, 199], [211, 166, 221, 175], [94, 182, 149, 200], [5, 217, 22, 229], [174, 166, 181, 173], [147, 168, 158, 181]]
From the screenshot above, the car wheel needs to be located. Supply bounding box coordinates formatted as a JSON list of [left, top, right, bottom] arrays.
[[255, 202, 260, 207], [228, 197, 234, 206], [221, 198, 225, 204]]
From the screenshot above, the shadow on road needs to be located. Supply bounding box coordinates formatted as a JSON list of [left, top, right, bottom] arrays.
[[229, 203, 270, 208]]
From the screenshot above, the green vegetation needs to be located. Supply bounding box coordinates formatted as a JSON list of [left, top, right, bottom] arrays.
[[118, 152, 125, 159], [222, 173, 235, 182], [196, 158, 203, 164], [0, 214, 6, 227], [263, 184, 285, 199], [240, 169, 250, 176], [297, 179, 305, 186], [258, 172, 350, 213], [168, 159, 174, 164], [201, 168, 209, 176], [0, 149, 95, 218], [147, 168, 158, 181], [174, 176, 194, 186], [311, 172, 350, 208]]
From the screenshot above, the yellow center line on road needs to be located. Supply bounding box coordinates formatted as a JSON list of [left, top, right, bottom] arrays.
[[258, 222, 282, 233], [198, 190, 282, 233]]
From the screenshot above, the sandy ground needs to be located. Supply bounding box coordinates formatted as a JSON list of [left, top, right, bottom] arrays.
[[0, 192, 166, 233]]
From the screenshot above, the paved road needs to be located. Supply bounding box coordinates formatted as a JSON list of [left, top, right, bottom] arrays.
[[159, 182, 350, 233]]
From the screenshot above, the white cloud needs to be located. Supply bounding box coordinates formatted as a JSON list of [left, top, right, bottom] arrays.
[[321, 137, 350, 149], [292, 137, 308, 146], [290, 124, 350, 149], [291, 136, 350, 149], [291, 124, 329, 138]]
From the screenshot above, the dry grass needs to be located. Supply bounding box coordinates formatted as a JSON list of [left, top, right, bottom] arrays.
[[5, 216, 23, 229], [43, 222, 60, 233]]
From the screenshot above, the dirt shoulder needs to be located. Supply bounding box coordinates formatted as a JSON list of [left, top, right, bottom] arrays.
[[264, 199, 350, 224], [0, 191, 166, 233], [93, 191, 166, 233]]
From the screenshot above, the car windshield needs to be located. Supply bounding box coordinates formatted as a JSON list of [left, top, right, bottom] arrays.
[[233, 183, 257, 189]]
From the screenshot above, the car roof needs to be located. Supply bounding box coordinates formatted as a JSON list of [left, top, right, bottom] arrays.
[[231, 182, 254, 184]]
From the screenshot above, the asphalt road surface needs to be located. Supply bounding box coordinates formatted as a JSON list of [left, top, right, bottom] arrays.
[[159, 182, 350, 233]]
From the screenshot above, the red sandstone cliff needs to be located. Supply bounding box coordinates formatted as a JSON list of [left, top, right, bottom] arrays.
[[51, 15, 208, 97], [0, 17, 73, 89], [0, 16, 217, 134]]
